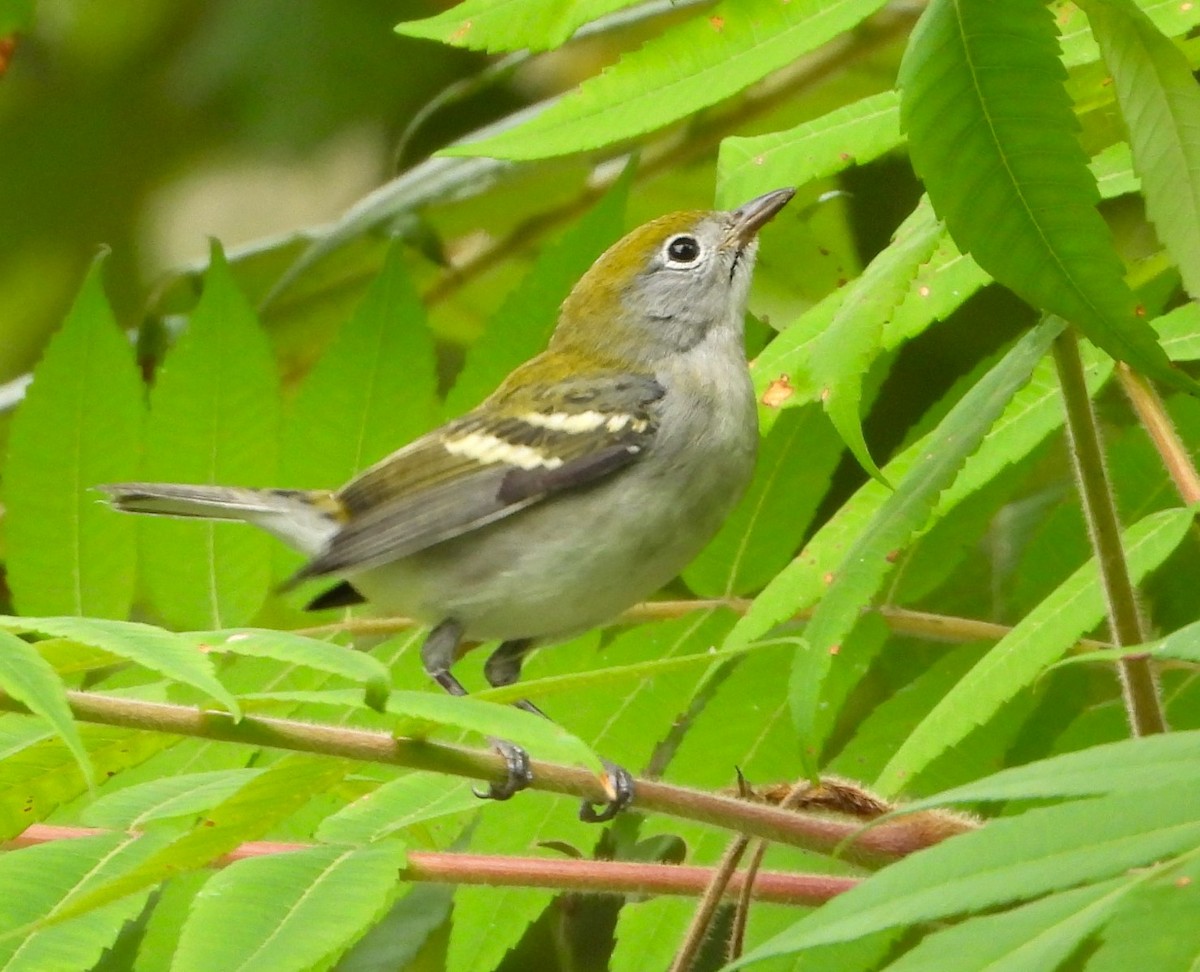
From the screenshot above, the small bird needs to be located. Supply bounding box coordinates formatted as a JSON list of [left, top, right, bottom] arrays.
[[104, 188, 794, 821]]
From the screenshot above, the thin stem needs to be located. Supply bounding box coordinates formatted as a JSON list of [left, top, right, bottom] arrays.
[[669, 833, 752, 972], [0, 688, 973, 866], [1052, 328, 1166, 735], [8, 825, 854, 906], [727, 777, 891, 962], [1116, 363, 1200, 505], [294, 602, 1112, 653]]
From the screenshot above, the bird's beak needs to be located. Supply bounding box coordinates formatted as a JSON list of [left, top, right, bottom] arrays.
[[729, 188, 795, 247]]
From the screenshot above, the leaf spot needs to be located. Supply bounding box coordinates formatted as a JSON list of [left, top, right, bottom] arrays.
[[709, 15, 725, 30], [761, 374, 794, 408], [449, 20, 473, 43]]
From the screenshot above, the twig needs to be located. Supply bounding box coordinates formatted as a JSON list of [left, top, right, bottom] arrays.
[[293, 601, 1113, 654], [727, 777, 893, 962], [670, 772, 757, 972]]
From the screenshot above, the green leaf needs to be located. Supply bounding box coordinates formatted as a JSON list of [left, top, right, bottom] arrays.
[[808, 196, 944, 482], [0, 616, 240, 718], [0, 725, 173, 842], [717, 90, 903, 211], [316, 772, 479, 844], [789, 318, 1063, 772], [3, 254, 142, 619], [664, 642, 800, 789], [732, 781, 1200, 964], [172, 842, 407, 972], [385, 691, 600, 772], [0, 0, 33, 33], [191, 628, 392, 711], [451, 0, 890, 160], [899, 0, 1195, 393], [442, 165, 631, 416], [0, 832, 161, 969], [875, 506, 1196, 796], [81, 768, 265, 830], [683, 406, 843, 597], [448, 616, 734, 972], [733, 326, 1111, 664], [610, 897, 699, 972], [827, 645, 989, 784], [749, 138, 1148, 420], [1083, 0, 1200, 300], [280, 236, 437, 494], [476, 635, 765, 706], [447, 796, 597, 972], [525, 612, 739, 780], [1088, 857, 1200, 972], [395, 0, 641, 52], [938, 341, 1112, 511], [42, 756, 347, 930], [1046, 614, 1200, 670], [881, 878, 1131, 972], [900, 730, 1200, 811], [126, 870, 208, 972], [0, 629, 90, 784], [140, 241, 281, 629], [1090, 141, 1140, 199], [1058, 0, 1200, 68], [751, 225, 983, 426], [1155, 301, 1200, 361]]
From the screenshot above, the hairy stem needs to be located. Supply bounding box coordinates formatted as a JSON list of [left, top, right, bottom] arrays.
[[669, 832, 753, 972], [1116, 363, 1200, 505], [1052, 329, 1166, 735], [0, 688, 972, 866], [9, 825, 854, 905]]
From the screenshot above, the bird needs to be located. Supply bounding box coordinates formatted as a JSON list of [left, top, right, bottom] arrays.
[[103, 187, 794, 821]]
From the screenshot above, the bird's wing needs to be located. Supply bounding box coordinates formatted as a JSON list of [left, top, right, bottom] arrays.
[[286, 371, 663, 584]]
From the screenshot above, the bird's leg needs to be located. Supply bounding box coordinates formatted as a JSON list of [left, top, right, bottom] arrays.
[[484, 638, 635, 823], [482, 638, 545, 717], [421, 620, 531, 802]]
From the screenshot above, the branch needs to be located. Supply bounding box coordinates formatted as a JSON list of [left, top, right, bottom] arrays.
[[295, 601, 1112, 652], [7, 825, 854, 906], [0, 688, 974, 867]]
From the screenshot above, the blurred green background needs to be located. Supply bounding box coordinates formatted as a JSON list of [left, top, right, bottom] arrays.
[[0, 0, 990, 481], [0, 0, 488, 385]]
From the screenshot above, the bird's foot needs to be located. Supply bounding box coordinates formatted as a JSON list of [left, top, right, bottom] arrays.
[[579, 759, 635, 823], [474, 738, 534, 801]]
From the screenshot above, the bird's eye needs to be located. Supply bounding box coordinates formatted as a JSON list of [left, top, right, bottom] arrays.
[[664, 235, 702, 266]]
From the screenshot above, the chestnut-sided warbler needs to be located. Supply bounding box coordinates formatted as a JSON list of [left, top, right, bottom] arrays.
[[105, 187, 794, 821]]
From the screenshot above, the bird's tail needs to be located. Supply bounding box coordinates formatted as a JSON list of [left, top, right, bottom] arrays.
[[100, 483, 341, 556]]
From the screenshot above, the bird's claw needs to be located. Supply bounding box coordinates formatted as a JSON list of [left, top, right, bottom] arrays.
[[579, 759, 635, 823], [474, 738, 533, 801]]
